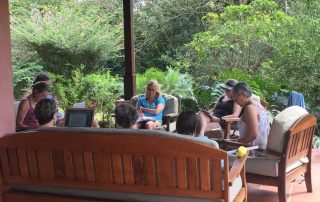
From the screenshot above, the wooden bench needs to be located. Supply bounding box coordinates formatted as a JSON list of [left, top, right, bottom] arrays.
[[0, 128, 247, 202]]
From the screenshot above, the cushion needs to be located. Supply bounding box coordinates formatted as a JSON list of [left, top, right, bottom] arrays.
[[266, 106, 308, 155], [229, 155, 308, 177], [11, 176, 241, 202]]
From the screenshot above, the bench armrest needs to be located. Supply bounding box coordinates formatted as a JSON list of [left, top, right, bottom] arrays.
[[228, 155, 248, 186]]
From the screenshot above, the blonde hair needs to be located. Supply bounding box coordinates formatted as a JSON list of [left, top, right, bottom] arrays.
[[145, 79, 161, 97]]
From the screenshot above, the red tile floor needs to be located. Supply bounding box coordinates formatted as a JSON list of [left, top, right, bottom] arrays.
[[247, 149, 320, 202]]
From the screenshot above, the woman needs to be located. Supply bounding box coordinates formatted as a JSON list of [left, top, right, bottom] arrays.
[[136, 79, 165, 129], [16, 82, 50, 128], [34, 98, 57, 128], [198, 79, 242, 135], [232, 82, 270, 149], [115, 103, 139, 129], [176, 111, 219, 147]]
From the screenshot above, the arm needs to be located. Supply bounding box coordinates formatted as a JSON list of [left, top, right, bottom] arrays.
[[16, 99, 29, 127], [141, 103, 165, 115], [237, 105, 259, 144]]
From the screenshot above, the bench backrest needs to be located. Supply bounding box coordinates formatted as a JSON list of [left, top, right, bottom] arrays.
[[0, 129, 230, 201]]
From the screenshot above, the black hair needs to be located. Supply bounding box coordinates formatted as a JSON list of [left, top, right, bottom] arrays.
[[114, 103, 139, 128], [232, 82, 252, 97], [35, 99, 57, 125], [32, 82, 50, 94], [33, 73, 51, 84], [176, 111, 202, 136]]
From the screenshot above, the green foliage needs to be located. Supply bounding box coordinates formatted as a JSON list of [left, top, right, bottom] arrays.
[[136, 67, 194, 99], [13, 60, 44, 99], [50, 69, 123, 127], [11, 0, 123, 75]]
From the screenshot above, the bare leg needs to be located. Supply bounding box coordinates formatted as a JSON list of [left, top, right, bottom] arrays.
[[198, 111, 221, 135]]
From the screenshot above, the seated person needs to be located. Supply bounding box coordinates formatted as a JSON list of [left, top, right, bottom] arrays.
[[136, 79, 165, 129], [115, 103, 139, 129], [16, 82, 50, 128], [33, 73, 64, 123], [232, 82, 270, 149], [198, 79, 242, 136], [176, 111, 218, 147], [34, 98, 57, 128]]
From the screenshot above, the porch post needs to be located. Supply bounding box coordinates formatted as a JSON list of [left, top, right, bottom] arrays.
[[0, 0, 15, 136], [123, 0, 136, 100]]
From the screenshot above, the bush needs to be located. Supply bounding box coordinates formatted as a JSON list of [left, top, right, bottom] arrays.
[[50, 69, 123, 127]]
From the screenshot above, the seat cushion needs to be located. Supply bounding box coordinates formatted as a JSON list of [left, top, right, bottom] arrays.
[[11, 176, 241, 202], [266, 106, 308, 155], [162, 94, 179, 115], [229, 155, 308, 177]]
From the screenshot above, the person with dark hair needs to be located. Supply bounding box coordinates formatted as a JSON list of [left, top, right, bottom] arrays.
[[176, 111, 219, 147], [32, 73, 64, 122], [232, 82, 270, 149], [115, 103, 139, 129], [33, 73, 51, 85], [16, 82, 51, 128], [198, 79, 242, 136], [35, 99, 57, 127], [176, 111, 202, 136]]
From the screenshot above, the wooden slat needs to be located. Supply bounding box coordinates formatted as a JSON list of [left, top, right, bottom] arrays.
[[133, 154, 145, 185], [176, 157, 187, 189], [26, 149, 38, 178], [37, 150, 54, 180], [0, 148, 10, 176], [200, 158, 210, 191], [8, 148, 20, 176], [52, 150, 65, 180], [112, 153, 123, 184], [212, 159, 222, 192], [157, 155, 174, 188], [83, 152, 95, 182], [63, 151, 75, 180], [145, 154, 156, 186], [186, 157, 198, 190], [93, 152, 112, 184], [122, 154, 133, 185], [72, 151, 85, 181], [17, 148, 28, 177]]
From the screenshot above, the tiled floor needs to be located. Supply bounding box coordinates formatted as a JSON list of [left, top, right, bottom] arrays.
[[247, 149, 320, 202]]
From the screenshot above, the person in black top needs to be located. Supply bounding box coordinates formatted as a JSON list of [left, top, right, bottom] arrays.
[[198, 79, 242, 136]]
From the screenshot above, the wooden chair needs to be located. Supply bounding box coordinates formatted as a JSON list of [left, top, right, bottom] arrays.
[[131, 93, 180, 132], [221, 106, 316, 202], [0, 128, 248, 202]]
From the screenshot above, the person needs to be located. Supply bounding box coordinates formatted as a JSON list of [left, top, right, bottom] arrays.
[[33, 73, 52, 86], [34, 98, 57, 128], [198, 79, 242, 136], [32, 73, 64, 122], [115, 103, 139, 129], [176, 111, 219, 147], [16, 82, 51, 128], [136, 80, 165, 129], [232, 82, 270, 149]]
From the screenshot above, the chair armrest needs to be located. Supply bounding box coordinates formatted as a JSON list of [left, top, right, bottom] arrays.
[[222, 117, 240, 139], [163, 113, 179, 119], [211, 138, 252, 151], [228, 155, 248, 186], [163, 113, 179, 132], [223, 117, 240, 122]]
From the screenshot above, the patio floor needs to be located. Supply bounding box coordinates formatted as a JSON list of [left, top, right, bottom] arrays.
[[247, 149, 320, 202]]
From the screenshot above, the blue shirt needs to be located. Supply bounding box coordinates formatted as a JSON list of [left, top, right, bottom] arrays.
[[137, 96, 165, 121]]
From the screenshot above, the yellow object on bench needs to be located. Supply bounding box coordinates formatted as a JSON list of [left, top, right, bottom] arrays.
[[236, 146, 248, 158]]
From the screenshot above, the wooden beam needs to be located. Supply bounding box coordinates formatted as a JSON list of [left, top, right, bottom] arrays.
[[123, 0, 136, 100], [0, 0, 15, 136]]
